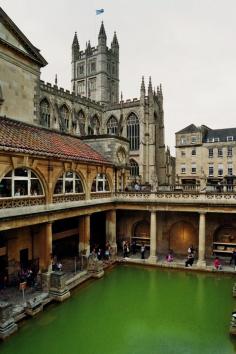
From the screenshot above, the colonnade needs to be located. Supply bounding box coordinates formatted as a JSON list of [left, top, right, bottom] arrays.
[[36, 208, 208, 271]]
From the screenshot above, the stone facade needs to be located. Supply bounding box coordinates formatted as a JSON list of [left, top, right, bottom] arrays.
[[176, 124, 236, 189]]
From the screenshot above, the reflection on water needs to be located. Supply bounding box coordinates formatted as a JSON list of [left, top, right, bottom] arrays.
[[0, 265, 236, 354]]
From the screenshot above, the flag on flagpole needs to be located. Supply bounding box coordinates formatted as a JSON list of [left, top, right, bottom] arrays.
[[96, 9, 104, 15]]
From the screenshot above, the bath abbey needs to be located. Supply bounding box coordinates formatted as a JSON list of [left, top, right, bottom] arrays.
[[0, 5, 236, 348]]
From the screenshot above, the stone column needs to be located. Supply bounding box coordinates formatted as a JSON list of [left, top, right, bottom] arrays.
[[149, 211, 157, 263], [79, 215, 90, 257], [106, 209, 117, 254], [36, 222, 52, 271], [197, 212, 206, 267]]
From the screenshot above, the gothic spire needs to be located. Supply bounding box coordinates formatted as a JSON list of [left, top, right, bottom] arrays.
[[111, 31, 119, 47], [141, 76, 145, 92], [72, 32, 79, 47], [148, 76, 153, 95], [98, 21, 107, 40]]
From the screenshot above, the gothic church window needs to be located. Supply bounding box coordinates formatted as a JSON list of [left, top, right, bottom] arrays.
[[40, 99, 50, 127], [0, 168, 43, 198], [60, 105, 69, 129], [54, 171, 83, 195], [107, 116, 118, 135], [130, 159, 139, 177], [88, 115, 100, 135], [127, 113, 140, 151]]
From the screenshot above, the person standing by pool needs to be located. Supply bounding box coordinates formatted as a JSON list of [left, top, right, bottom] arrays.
[[213, 257, 222, 270], [141, 243, 145, 259], [185, 253, 194, 267], [230, 249, 236, 270]]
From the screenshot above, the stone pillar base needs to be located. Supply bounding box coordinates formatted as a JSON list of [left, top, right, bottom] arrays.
[[148, 255, 157, 264], [196, 260, 206, 268], [41, 272, 51, 292], [49, 288, 71, 302], [91, 270, 104, 279], [0, 319, 18, 340]]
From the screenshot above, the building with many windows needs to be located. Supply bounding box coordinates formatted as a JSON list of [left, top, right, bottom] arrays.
[[175, 124, 236, 189]]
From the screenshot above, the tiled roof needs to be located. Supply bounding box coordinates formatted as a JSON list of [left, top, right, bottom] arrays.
[[0, 116, 111, 165]]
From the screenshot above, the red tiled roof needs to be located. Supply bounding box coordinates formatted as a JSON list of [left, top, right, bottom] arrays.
[[0, 116, 111, 165]]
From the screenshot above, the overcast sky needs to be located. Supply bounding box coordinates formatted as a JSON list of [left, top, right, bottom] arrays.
[[2, 0, 236, 153]]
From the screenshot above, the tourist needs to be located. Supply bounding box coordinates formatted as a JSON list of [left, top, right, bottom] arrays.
[[57, 261, 63, 271], [213, 257, 222, 270], [166, 251, 173, 262], [97, 248, 102, 260], [141, 243, 145, 259], [123, 241, 128, 258], [134, 183, 140, 192], [230, 249, 236, 270], [131, 240, 137, 255], [185, 253, 194, 267]]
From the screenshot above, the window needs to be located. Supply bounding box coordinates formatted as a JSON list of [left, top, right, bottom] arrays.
[[227, 147, 233, 157], [77, 64, 84, 76], [181, 150, 186, 157], [208, 148, 213, 158], [91, 61, 96, 72], [89, 78, 96, 92], [207, 138, 214, 143], [227, 136, 233, 142], [60, 105, 69, 129], [88, 115, 100, 135], [191, 149, 196, 156], [40, 99, 50, 128], [191, 164, 196, 174], [54, 172, 83, 195], [228, 163, 233, 176], [91, 174, 110, 192], [218, 148, 223, 157], [180, 136, 186, 145], [77, 81, 85, 94], [107, 116, 118, 135], [76, 110, 85, 135], [127, 113, 140, 151], [181, 164, 186, 174], [0, 168, 43, 198], [209, 165, 214, 176], [218, 163, 223, 176], [214, 137, 220, 142], [191, 136, 197, 144], [130, 159, 139, 177]]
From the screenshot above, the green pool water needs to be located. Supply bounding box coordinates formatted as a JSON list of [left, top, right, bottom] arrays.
[[1, 265, 236, 354]]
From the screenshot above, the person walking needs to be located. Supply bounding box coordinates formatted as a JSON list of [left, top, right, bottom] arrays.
[[141, 243, 145, 260]]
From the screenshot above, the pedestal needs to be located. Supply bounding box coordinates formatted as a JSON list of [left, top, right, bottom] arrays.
[[0, 302, 18, 340], [49, 272, 70, 302]]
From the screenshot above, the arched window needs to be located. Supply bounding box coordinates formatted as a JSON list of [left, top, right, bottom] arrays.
[[127, 113, 139, 150], [88, 115, 100, 135], [77, 110, 85, 135], [60, 105, 69, 129], [91, 174, 110, 192], [54, 172, 84, 195], [107, 116, 118, 135], [130, 159, 139, 177], [0, 168, 44, 198], [40, 99, 50, 127]]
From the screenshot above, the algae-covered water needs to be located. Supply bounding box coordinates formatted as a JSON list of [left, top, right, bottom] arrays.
[[1, 266, 236, 354]]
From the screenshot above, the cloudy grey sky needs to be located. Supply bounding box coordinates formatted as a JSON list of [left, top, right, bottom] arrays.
[[2, 0, 236, 153]]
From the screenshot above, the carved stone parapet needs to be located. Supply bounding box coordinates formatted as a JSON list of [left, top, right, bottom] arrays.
[[0, 196, 46, 209], [52, 194, 85, 203]]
